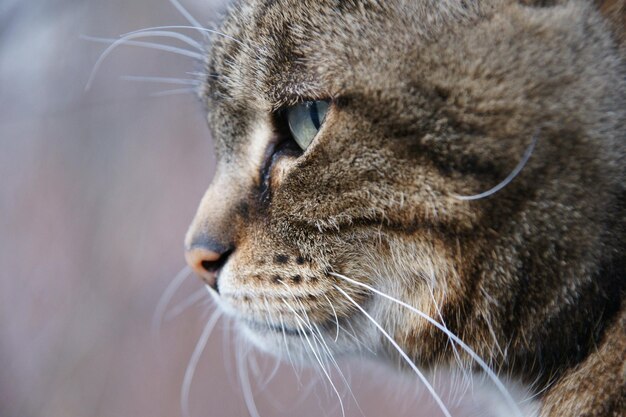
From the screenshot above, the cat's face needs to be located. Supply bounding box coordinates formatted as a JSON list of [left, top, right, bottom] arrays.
[[185, 0, 624, 367]]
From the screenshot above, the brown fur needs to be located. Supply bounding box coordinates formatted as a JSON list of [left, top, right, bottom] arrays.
[[185, 0, 626, 415]]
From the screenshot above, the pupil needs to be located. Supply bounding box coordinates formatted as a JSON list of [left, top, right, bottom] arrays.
[[310, 102, 321, 130]]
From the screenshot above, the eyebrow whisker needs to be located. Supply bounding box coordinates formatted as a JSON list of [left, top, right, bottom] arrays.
[[150, 87, 199, 97], [122, 25, 247, 47], [83, 35, 204, 90], [167, 0, 205, 35], [120, 75, 201, 85]]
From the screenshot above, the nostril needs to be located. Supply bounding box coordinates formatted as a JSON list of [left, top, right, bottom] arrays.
[[185, 245, 234, 292], [201, 260, 218, 272], [201, 249, 233, 273]]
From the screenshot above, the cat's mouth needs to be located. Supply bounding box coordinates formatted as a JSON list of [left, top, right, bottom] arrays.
[[242, 318, 310, 337]]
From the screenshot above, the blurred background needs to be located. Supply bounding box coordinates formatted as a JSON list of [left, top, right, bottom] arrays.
[[0, 1, 496, 416]]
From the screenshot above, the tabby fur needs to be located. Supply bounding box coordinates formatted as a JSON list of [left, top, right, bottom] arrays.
[[185, 1, 626, 415]]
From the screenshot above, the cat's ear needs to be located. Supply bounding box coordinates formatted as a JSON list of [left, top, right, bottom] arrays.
[[595, 0, 626, 48]]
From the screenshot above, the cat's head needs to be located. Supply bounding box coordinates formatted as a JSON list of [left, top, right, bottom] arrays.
[[184, 0, 625, 366]]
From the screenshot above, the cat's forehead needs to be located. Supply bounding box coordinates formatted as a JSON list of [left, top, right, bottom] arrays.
[[203, 0, 482, 110], [204, 0, 376, 107]]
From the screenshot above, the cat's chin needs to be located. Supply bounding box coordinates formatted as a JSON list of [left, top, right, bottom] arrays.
[[236, 318, 349, 364], [236, 320, 299, 359]]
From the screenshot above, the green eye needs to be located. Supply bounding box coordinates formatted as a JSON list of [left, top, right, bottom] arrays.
[[286, 100, 330, 151]]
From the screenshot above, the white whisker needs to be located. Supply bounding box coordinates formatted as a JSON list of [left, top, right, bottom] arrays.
[[181, 309, 222, 417], [83, 35, 204, 90], [287, 306, 324, 384], [426, 283, 470, 387], [237, 339, 262, 417], [168, 0, 204, 34], [283, 300, 346, 417], [311, 321, 367, 417], [522, 372, 556, 404], [323, 293, 340, 342], [247, 351, 264, 388], [344, 319, 377, 355], [150, 87, 198, 97], [120, 75, 201, 85], [116, 29, 204, 51], [152, 266, 193, 340], [186, 71, 207, 77], [453, 134, 538, 201], [279, 313, 301, 386], [290, 296, 342, 377], [333, 285, 452, 417], [123, 25, 247, 47], [165, 287, 208, 321], [221, 315, 241, 390], [332, 272, 524, 417], [259, 297, 283, 387]]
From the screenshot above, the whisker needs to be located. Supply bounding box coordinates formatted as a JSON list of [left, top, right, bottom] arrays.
[[259, 297, 283, 387], [453, 134, 538, 201], [291, 297, 337, 374], [310, 321, 367, 417], [333, 285, 452, 417], [186, 71, 208, 77], [522, 372, 557, 404], [285, 304, 324, 386], [344, 319, 377, 355], [298, 319, 347, 417], [283, 297, 326, 371], [164, 287, 208, 321], [116, 29, 204, 51], [221, 315, 237, 389], [123, 25, 247, 47], [168, 0, 204, 35], [152, 265, 193, 340], [150, 87, 198, 97], [426, 283, 470, 385], [249, 350, 261, 373], [83, 35, 204, 90], [186, 71, 223, 82], [281, 280, 371, 353], [237, 336, 262, 417], [283, 300, 347, 417], [120, 75, 201, 85], [181, 309, 222, 417], [323, 294, 340, 342], [82, 35, 203, 56], [279, 313, 301, 386], [332, 272, 524, 417], [247, 351, 264, 389]]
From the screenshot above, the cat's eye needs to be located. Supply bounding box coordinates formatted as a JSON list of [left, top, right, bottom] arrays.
[[285, 100, 330, 151]]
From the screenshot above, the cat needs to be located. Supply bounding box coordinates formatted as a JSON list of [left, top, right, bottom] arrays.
[[182, 0, 626, 415]]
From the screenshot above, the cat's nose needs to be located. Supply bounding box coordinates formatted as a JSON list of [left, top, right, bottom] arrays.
[[184, 239, 233, 292]]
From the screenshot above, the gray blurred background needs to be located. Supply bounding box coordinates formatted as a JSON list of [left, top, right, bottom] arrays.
[[0, 1, 492, 416]]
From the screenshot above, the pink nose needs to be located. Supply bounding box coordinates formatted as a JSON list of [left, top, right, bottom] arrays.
[[184, 245, 231, 291]]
